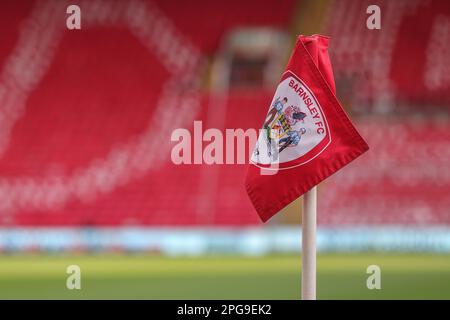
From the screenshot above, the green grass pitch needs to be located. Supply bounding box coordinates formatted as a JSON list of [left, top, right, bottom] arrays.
[[0, 253, 449, 299]]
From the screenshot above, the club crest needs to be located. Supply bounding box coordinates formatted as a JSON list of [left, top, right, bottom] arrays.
[[251, 71, 331, 169]]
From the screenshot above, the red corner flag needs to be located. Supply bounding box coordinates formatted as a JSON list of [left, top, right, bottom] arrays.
[[245, 35, 369, 222]]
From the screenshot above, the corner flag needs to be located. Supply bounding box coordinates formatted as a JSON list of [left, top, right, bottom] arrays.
[[245, 35, 369, 222]]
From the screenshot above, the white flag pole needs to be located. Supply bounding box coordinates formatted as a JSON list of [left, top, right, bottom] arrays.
[[302, 186, 317, 300]]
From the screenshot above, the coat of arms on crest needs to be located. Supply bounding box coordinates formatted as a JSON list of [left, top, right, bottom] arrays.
[[251, 71, 331, 169]]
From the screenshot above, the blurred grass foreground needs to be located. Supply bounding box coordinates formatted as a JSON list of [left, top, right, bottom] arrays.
[[0, 253, 449, 299]]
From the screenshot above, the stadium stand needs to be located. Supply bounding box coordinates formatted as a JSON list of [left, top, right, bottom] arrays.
[[0, 0, 448, 229], [325, 0, 450, 109]]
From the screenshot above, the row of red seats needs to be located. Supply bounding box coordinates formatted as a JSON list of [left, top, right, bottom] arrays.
[[325, 0, 450, 107]]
